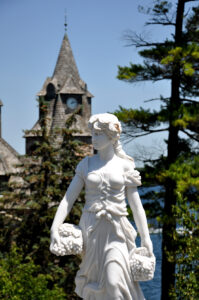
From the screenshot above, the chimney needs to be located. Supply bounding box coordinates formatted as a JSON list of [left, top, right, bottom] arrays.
[[0, 100, 3, 138]]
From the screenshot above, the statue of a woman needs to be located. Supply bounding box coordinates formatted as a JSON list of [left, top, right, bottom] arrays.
[[50, 113, 154, 300]]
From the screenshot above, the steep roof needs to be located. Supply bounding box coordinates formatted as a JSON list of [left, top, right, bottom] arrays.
[[53, 34, 81, 87], [26, 100, 91, 138], [38, 33, 92, 96], [51, 94, 66, 130], [0, 138, 21, 175]]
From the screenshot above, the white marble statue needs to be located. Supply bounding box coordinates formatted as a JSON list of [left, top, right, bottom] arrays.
[[50, 113, 155, 300]]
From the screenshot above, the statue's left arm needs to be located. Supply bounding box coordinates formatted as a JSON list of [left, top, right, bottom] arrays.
[[127, 187, 153, 255]]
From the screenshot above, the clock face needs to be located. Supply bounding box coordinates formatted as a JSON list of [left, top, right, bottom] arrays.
[[66, 97, 78, 110]]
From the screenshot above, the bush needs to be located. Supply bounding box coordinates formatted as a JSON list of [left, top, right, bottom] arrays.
[[0, 246, 66, 300]]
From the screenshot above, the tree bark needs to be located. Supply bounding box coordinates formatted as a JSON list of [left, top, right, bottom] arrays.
[[161, 1, 185, 298]]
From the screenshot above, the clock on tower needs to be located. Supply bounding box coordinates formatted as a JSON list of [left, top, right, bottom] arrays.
[[66, 97, 78, 110]]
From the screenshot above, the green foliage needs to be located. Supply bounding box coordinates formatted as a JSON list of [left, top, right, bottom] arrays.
[[117, 64, 145, 81], [117, 42, 199, 83], [139, 41, 174, 61], [0, 245, 66, 300], [161, 43, 199, 77], [115, 106, 160, 125], [152, 1, 171, 15], [115, 105, 170, 125], [185, 6, 199, 44], [116, 1, 199, 298], [158, 155, 199, 299], [0, 98, 84, 298], [117, 61, 167, 82]]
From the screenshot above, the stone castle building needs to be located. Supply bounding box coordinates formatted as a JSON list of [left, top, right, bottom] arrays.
[[25, 32, 93, 155], [0, 31, 94, 190]]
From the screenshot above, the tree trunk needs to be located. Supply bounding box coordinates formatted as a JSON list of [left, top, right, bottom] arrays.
[[161, 1, 185, 299]]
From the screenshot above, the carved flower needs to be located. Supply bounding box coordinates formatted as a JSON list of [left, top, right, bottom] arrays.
[[130, 247, 156, 281], [124, 169, 142, 187], [50, 223, 83, 256]]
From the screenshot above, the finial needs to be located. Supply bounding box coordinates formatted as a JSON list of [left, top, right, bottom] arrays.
[[64, 9, 67, 33]]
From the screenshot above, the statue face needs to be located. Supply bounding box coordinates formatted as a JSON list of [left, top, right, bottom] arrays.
[[92, 130, 111, 150]]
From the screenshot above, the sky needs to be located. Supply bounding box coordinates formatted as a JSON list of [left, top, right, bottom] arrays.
[[0, 0, 176, 160]]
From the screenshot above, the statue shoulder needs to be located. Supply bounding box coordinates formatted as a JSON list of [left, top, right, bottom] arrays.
[[122, 159, 141, 187], [121, 158, 136, 173], [75, 156, 89, 179]]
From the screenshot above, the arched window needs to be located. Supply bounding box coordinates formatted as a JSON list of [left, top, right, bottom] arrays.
[[46, 83, 56, 99]]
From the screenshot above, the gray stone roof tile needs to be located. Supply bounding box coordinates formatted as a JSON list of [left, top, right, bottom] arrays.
[[37, 33, 92, 96], [60, 77, 83, 94], [52, 34, 81, 89], [0, 138, 21, 175], [51, 94, 66, 130]]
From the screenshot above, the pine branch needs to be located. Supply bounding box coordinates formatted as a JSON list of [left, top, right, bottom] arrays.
[[122, 127, 169, 140], [181, 129, 199, 142], [180, 98, 199, 104], [185, 0, 199, 3], [123, 31, 172, 48], [144, 97, 164, 103], [145, 21, 175, 26], [139, 1, 176, 28]]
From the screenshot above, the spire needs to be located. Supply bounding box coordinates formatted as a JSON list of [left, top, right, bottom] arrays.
[[64, 9, 67, 33], [37, 27, 93, 97], [52, 33, 81, 92]]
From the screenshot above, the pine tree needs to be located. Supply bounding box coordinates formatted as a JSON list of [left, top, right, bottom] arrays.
[[116, 1, 199, 298]]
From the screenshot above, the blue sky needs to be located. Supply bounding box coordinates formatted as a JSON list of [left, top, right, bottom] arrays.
[[0, 0, 174, 158]]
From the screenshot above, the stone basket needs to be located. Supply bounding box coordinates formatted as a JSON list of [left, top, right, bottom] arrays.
[[50, 223, 83, 256], [130, 247, 156, 281]]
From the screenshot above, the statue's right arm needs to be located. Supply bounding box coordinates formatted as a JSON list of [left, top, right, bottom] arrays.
[[50, 174, 84, 247]]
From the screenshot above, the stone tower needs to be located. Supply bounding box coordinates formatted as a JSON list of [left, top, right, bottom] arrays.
[[25, 32, 93, 155]]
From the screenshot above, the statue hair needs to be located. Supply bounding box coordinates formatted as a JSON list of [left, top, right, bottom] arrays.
[[113, 140, 134, 165], [88, 113, 134, 165]]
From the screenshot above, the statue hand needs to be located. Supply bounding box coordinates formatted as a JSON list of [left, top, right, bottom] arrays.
[[50, 229, 61, 250], [141, 237, 153, 256]]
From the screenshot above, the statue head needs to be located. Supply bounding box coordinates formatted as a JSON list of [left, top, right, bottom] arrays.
[[88, 113, 121, 143], [88, 113, 134, 164]]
